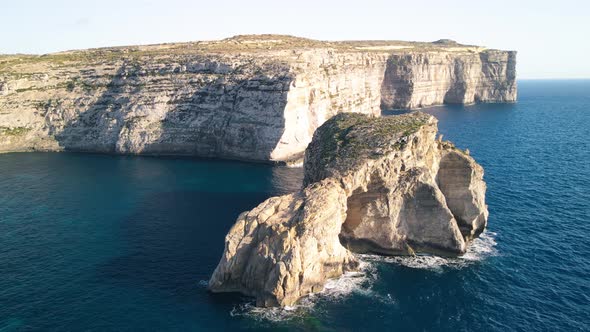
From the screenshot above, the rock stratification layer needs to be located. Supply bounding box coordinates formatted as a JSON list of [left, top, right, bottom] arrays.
[[209, 112, 488, 306], [0, 35, 515, 162], [208, 178, 358, 307]]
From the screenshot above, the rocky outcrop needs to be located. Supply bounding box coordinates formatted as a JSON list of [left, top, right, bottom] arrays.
[[0, 35, 515, 162], [208, 178, 358, 307], [437, 149, 488, 241], [209, 112, 488, 306]]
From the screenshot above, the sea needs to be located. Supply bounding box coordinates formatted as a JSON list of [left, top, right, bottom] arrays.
[[1, 80, 588, 331]]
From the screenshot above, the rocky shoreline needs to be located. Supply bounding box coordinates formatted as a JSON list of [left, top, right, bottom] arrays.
[[1, 36, 496, 307], [208, 112, 488, 307]]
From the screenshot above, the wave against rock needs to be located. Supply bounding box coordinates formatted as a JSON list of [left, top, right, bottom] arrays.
[[0, 35, 515, 162], [209, 111, 488, 306]]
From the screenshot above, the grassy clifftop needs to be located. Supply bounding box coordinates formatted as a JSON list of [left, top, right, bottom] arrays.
[[0, 34, 489, 74], [304, 112, 433, 182]]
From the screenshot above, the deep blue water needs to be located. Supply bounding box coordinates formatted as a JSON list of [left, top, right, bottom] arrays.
[[1, 80, 589, 331]]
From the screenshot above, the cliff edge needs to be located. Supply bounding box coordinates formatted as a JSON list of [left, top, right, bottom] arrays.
[[209, 112, 488, 306], [0, 35, 515, 162]]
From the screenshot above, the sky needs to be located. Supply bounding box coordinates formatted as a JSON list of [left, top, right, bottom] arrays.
[[1, 0, 589, 79]]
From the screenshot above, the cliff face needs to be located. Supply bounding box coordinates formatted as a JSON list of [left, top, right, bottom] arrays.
[[381, 50, 517, 109], [0, 35, 516, 162], [209, 112, 488, 306], [303, 112, 488, 254], [208, 178, 359, 307]]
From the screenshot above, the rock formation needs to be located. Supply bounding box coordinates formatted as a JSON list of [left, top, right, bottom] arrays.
[[381, 50, 517, 109], [209, 111, 488, 306], [0, 35, 516, 163], [208, 178, 358, 307]]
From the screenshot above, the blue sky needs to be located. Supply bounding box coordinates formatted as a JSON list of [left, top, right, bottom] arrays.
[[2, 0, 588, 78]]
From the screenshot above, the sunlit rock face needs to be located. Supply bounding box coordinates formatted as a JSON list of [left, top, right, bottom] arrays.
[[380, 51, 517, 109], [0, 35, 515, 163], [210, 112, 488, 307], [208, 178, 358, 307]]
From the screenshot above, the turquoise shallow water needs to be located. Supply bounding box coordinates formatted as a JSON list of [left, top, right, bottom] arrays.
[[1, 80, 589, 331]]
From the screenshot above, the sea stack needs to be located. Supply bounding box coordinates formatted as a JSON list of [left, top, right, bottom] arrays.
[[209, 112, 488, 307], [0, 35, 515, 163]]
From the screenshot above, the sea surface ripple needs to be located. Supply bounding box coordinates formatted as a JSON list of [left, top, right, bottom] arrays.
[[1, 80, 589, 331]]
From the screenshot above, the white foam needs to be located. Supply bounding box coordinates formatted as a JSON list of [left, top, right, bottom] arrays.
[[360, 231, 498, 270], [285, 161, 303, 168], [462, 231, 498, 261], [229, 232, 497, 320], [230, 261, 386, 321], [230, 302, 299, 322]]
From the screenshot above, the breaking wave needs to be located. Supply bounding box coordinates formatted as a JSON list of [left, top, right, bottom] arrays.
[[230, 231, 497, 321], [229, 261, 382, 322], [361, 231, 498, 271]]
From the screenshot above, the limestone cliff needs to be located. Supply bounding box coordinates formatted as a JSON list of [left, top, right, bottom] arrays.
[[381, 50, 517, 109], [209, 112, 488, 306], [0, 35, 515, 162], [208, 178, 358, 307]]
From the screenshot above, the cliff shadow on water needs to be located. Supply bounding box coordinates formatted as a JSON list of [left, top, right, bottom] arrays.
[[51, 59, 295, 162], [93, 189, 271, 297]]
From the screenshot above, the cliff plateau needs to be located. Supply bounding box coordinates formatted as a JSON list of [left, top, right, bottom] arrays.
[[209, 112, 488, 306], [0, 35, 516, 162]]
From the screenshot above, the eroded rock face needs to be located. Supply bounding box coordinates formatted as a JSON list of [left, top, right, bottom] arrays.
[[0, 35, 515, 162], [340, 167, 467, 256], [210, 112, 488, 306], [208, 178, 358, 307], [380, 51, 517, 109], [437, 149, 488, 240]]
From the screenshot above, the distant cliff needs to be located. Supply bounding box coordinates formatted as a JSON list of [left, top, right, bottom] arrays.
[[0, 35, 516, 162]]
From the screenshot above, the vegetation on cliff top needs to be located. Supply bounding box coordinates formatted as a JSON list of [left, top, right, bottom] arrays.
[[308, 112, 432, 174], [0, 34, 487, 74], [0, 126, 31, 136]]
